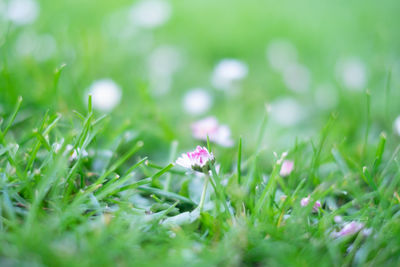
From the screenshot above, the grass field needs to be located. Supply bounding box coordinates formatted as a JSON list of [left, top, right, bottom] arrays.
[[1, 0, 400, 266]]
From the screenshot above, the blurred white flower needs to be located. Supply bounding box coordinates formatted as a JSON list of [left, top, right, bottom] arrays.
[[52, 140, 63, 154], [266, 40, 311, 93], [336, 57, 367, 91], [362, 228, 373, 237], [148, 45, 182, 95], [15, 31, 56, 62], [394, 116, 400, 136], [149, 75, 172, 96], [266, 40, 297, 71], [269, 98, 306, 126], [6, 0, 39, 25], [299, 196, 308, 206], [332, 221, 364, 238], [283, 62, 311, 93], [334, 215, 343, 223], [15, 32, 35, 56], [191, 116, 233, 147], [129, 0, 171, 29], [314, 83, 339, 110], [148, 45, 182, 77], [103, 9, 135, 38], [56, 144, 88, 161], [211, 59, 248, 91], [183, 89, 212, 115], [103, 8, 155, 49], [300, 196, 321, 212], [33, 35, 56, 61], [87, 79, 122, 112], [69, 147, 89, 161], [279, 160, 294, 177], [313, 200, 321, 212]]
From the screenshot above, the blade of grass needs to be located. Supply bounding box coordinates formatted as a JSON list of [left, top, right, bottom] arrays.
[[245, 105, 269, 190], [137, 186, 195, 205], [94, 157, 148, 200], [2, 96, 22, 136], [372, 132, 386, 176], [237, 136, 242, 185], [363, 89, 371, 158], [94, 140, 144, 186], [165, 140, 178, 192]]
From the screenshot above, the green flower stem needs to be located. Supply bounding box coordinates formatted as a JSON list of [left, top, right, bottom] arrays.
[[198, 174, 210, 212]]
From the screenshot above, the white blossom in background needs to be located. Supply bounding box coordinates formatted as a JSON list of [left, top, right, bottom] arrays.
[[53, 142, 88, 161], [269, 98, 306, 127], [6, 0, 39, 25], [102, 9, 135, 39], [336, 57, 367, 91], [314, 83, 339, 110], [362, 228, 373, 237], [266, 40, 297, 71], [148, 45, 182, 95], [394, 116, 400, 136], [266, 40, 311, 93], [334, 215, 343, 224], [191, 116, 233, 147], [87, 79, 122, 112], [282, 62, 311, 93], [15, 31, 56, 62], [15, 31, 36, 57], [32, 34, 56, 61], [69, 146, 89, 161], [52, 140, 64, 154], [183, 89, 212, 115], [332, 221, 364, 238], [300, 196, 309, 207], [211, 59, 248, 91], [300, 196, 321, 213], [279, 160, 294, 177], [148, 45, 182, 77], [149, 76, 172, 96], [129, 0, 171, 29], [102, 8, 155, 49]]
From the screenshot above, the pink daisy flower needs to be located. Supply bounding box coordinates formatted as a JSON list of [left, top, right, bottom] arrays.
[[176, 146, 215, 173]]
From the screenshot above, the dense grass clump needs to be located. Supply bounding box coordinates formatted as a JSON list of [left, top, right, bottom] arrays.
[[0, 95, 399, 266]]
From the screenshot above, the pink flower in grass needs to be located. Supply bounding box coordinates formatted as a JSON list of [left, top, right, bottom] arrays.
[[332, 221, 364, 238], [176, 146, 215, 173], [313, 200, 321, 212], [280, 160, 294, 177], [191, 116, 233, 147], [300, 196, 321, 212], [300, 196, 310, 207]]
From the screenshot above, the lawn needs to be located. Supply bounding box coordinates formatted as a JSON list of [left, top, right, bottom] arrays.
[[1, 0, 400, 266]]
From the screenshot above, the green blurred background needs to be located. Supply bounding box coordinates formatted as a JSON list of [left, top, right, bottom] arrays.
[[1, 0, 400, 159]]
